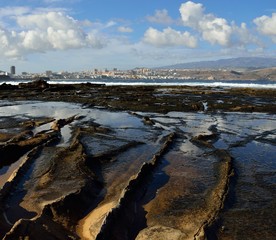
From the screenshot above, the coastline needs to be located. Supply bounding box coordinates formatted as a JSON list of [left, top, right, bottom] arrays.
[[0, 80, 275, 113]]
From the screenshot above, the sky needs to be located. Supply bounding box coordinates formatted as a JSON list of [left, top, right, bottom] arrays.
[[0, 0, 275, 73]]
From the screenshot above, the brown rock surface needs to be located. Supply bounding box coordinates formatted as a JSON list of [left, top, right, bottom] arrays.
[[0, 83, 275, 239]]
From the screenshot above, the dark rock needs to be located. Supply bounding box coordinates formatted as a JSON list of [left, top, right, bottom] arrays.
[[143, 116, 155, 125], [19, 79, 49, 89], [0, 83, 17, 90]]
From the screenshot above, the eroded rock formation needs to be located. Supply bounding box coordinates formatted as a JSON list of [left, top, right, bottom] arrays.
[[0, 84, 275, 239]]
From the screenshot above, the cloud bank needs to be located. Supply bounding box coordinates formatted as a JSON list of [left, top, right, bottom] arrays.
[[143, 1, 266, 49], [254, 13, 276, 43], [0, 10, 106, 59], [179, 1, 258, 47]]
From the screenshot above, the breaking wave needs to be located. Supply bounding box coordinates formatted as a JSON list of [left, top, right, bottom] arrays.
[[2, 79, 276, 89]]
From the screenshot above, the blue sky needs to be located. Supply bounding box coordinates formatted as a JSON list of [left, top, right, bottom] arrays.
[[0, 0, 275, 73]]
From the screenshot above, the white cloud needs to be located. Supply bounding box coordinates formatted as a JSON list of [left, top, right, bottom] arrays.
[[0, 7, 31, 18], [86, 32, 107, 48], [104, 21, 117, 28], [179, 1, 258, 47], [254, 13, 276, 42], [232, 22, 262, 47], [118, 26, 133, 33], [146, 9, 174, 25], [143, 27, 197, 48], [0, 10, 107, 59], [21, 30, 50, 51], [17, 12, 76, 30], [201, 17, 232, 46], [179, 1, 204, 29]]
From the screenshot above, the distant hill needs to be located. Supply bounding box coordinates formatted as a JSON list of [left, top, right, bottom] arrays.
[[159, 57, 276, 70]]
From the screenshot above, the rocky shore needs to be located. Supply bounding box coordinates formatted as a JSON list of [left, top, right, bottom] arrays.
[[0, 79, 276, 113], [0, 81, 275, 239]]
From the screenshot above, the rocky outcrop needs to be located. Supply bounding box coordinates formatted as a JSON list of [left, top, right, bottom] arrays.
[[0, 115, 104, 239], [19, 79, 49, 89], [193, 149, 234, 240], [0, 83, 17, 90], [0, 83, 275, 113], [191, 133, 219, 148], [96, 133, 175, 240], [0, 130, 59, 167]]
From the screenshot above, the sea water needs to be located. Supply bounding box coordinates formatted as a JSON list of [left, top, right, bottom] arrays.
[[1, 78, 276, 88]]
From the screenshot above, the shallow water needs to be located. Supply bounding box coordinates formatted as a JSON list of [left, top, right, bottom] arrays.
[[139, 111, 276, 239], [217, 140, 276, 240]]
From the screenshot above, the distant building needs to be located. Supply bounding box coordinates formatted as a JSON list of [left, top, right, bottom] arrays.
[[10, 66, 16, 75], [46, 70, 52, 77], [0, 70, 10, 79]]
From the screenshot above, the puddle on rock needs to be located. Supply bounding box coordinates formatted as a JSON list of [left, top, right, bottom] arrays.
[[217, 141, 276, 240]]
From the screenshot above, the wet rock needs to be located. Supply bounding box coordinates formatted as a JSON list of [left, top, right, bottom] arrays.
[[20, 118, 54, 130], [0, 83, 17, 90], [81, 82, 105, 87], [8, 130, 33, 142], [143, 116, 155, 125], [0, 131, 59, 167], [136, 225, 186, 240], [43, 85, 76, 92], [3, 216, 79, 240], [51, 116, 76, 131], [0, 132, 14, 142], [96, 133, 175, 240], [191, 102, 204, 111], [230, 105, 255, 111], [2, 83, 276, 113], [1, 133, 102, 239], [19, 79, 49, 89], [191, 133, 218, 148]]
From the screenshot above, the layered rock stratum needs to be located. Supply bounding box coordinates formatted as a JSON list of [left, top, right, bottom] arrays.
[[0, 82, 275, 239]]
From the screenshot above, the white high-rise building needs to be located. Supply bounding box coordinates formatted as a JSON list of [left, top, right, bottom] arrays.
[[10, 66, 16, 75]]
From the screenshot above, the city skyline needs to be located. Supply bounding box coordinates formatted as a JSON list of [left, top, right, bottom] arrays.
[[0, 0, 276, 73]]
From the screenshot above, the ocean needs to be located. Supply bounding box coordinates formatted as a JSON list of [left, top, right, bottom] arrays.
[[1, 78, 276, 89]]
